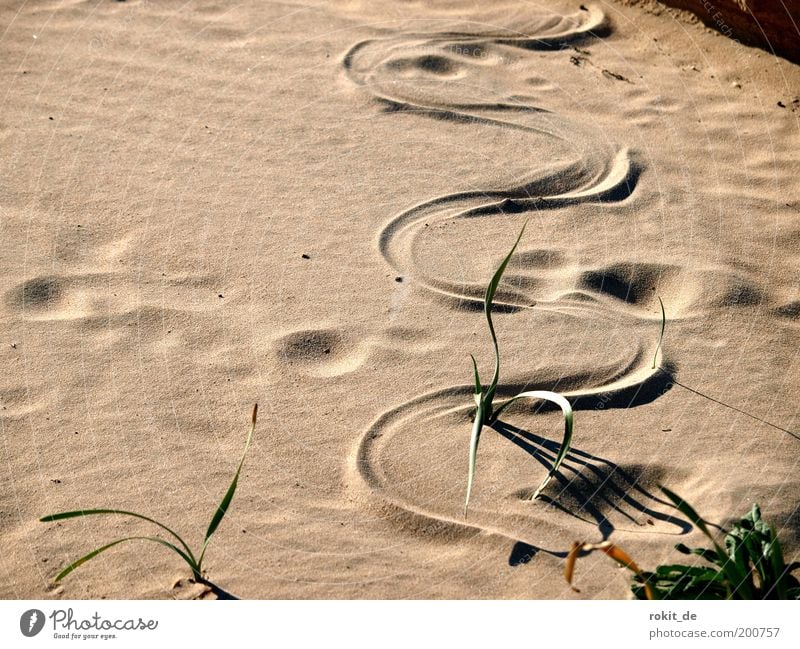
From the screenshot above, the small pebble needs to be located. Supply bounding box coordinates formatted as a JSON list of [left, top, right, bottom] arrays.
[[301, 253, 310, 259], [395, 276, 403, 283]]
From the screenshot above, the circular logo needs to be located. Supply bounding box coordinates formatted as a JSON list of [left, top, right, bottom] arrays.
[[20, 609, 45, 637]]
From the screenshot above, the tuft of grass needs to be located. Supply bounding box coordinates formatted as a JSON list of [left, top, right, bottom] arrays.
[[40, 404, 258, 593], [464, 223, 573, 517], [565, 488, 800, 600]]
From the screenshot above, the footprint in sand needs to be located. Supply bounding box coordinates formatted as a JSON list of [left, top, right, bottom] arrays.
[[272, 325, 441, 378], [774, 300, 800, 321], [6, 271, 227, 327], [5, 225, 235, 330]]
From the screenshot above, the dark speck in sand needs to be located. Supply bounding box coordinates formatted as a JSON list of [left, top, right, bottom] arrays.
[[48, 116, 53, 120], [777, 101, 786, 108], [218, 294, 224, 298], [395, 276, 403, 283], [301, 253, 310, 259], [50, 479, 61, 484]]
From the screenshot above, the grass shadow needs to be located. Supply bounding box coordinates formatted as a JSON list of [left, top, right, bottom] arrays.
[[493, 400, 694, 567]]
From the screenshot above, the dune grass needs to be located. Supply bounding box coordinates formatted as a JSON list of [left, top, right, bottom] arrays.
[[40, 404, 258, 593], [464, 223, 573, 517], [565, 487, 800, 600]]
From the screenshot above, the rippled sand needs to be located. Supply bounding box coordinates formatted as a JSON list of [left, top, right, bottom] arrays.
[[1, 0, 798, 599]]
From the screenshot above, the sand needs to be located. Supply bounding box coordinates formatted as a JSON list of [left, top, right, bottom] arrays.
[[0, 0, 798, 600]]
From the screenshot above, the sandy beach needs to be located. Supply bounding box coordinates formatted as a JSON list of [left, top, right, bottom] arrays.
[[1, 0, 798, 599]]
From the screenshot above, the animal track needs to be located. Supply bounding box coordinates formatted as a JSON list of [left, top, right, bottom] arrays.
[[272, 326, 441, 378], [274, 328, 370, 378], [775, 301, 800, 320], [7, 272, 225, 325], [579, 263, 675, 307]]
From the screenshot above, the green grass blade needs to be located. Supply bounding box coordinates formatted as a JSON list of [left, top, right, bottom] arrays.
[[494, 390, 573, 500], [40, 509, 195, 564], [660, 486, 751, 596], [469, 354, 482, 407], [766, 525, 789, 599], [53, 536, 197, 582], [659, 487, 719, 547], [652, 296, 665, 369], [200, 404, 258, 563], [484, 222, 527, 405], [464, 401, 485, 518], [464, 223, 526, 519]]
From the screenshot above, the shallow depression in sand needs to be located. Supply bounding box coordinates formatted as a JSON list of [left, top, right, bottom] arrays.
[[273, 327, 371, 377]]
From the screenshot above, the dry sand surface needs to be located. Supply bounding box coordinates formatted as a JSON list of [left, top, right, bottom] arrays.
[[1, 0, 798, 599]]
